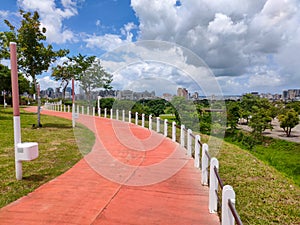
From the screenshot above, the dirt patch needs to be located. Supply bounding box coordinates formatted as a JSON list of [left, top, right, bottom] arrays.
[[238, 118, 300, 143]]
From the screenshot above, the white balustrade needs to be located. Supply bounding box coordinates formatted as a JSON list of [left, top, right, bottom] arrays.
[[194, 134, 200, 168], [209, 157, 219, 213], [172, 121, 176, 142], [180, 124, 185, 147]]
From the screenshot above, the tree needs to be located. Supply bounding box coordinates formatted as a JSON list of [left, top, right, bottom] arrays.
[[77, 57, 112, 107], [1, 10, 68, 88], [0, 64, 30, 97], [278, 109, 299, 137], [51, 60, 75, 101], [248, 106, 272, 140], [240, 94, 260, 124], [226, 101, 240, 132], [1, 10, 69, 126]]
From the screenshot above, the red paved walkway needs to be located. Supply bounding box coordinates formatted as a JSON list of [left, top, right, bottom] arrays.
[[0, 107, 220, 225]]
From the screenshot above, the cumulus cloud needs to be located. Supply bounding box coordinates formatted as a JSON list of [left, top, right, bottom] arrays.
[[17, 0, 80, 44], [83, 22, 137, 51], [131, 0, 300, 93], [100, 41, 222, 96], [37, 76, 60, 90]]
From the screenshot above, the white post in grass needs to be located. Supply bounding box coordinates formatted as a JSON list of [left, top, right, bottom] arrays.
[[87, 106, 90, 115], [180, 124, 185, 147], [222, 185, 235, 225], [92, 107, 95, 117], [156, 117, 160, 133], [98, 108, 101, 117], [64, 104, 66, 112], [122, 110, 125, 122], [110, 108, 113, 119], [164, 119, 168, 136], [104, 108, 107, 118], [128, 111, 131, 123], [172, 121, 176, 142], [116, 109, 119, 120], [67, 105, 70, 113], [201, 143, 209, 185], [81, 106, 84, 115], [209, 157, 219, 213], [142, 113, 145, 127], [97, 96, 101, 116], [187, 129, 192, 157], [149, 115, 152, 130], [194, 134, 201, 168], [135, 112, 138, 125]]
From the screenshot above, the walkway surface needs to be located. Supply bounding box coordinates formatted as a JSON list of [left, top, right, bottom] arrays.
[[0, 107, 220, 225]]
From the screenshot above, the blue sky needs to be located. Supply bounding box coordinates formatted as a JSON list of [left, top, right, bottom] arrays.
[[1, 0, 300, 96]]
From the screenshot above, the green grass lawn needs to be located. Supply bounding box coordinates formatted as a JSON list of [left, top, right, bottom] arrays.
[[224, 134, 300, 187], [0, 107, 95, 208], [201, 135, 300, 225]]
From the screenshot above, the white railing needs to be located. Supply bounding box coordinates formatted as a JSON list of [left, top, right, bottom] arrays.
[[44, 103, 243, 225]]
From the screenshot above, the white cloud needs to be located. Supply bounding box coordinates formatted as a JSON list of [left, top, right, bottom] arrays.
[[101, 41, 223, 96], [17, 0, 80, 44], [84, 22, 137, 51], [37, 76, 60, 90], [131, 0, 300, 94], [208, 13, 247, 35]]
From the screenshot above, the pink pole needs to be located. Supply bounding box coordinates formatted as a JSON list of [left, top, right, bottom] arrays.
[[10, 42, 20, 116], [10, 42, 22, 180], [72, 78, 75, 127], [72, 78, 75, 104]]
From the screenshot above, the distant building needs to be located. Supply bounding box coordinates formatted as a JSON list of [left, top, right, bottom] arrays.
[[177, 88, 188, 99], [162, 93, 173, 101], [99, 89, 117, 98], [283, 89, 300, 101], [116, 90, 156, 100], [192, 92, 199, 100]]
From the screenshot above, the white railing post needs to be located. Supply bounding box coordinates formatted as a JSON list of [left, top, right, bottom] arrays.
[[180, 124, 185, 147], [87, 106, 90, 115], [194, 135, 200, 168], [64, 104, 66, 112], [128, 111, 131, 122], [172, 121, 176, 142], [122, 110, 125, 122], [67, 105, 70, 113], [164, 119, 168, 136], [222, 185, 235, 225], [92, 107, 95, 117], [156, 117, 160, 133], [135, 112, 138, 125], [116, 109, 119, 120], [60, 104, 63, 112], [98, 108, 101, 117], [104, 108, 107, 118], [209, 157, 219, 213], [149, 115, 152, 130], [187, 129, 192, 157], [81, 106, 84, 115], [77, 105, 79, 114], [201, 143, 209, 185], [110, 108, 113, 119], [142, 113, 145, 127]]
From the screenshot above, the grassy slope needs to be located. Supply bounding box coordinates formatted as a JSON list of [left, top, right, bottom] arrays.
[[204, 135, 300, 225], [0, 107, 94, 208]]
